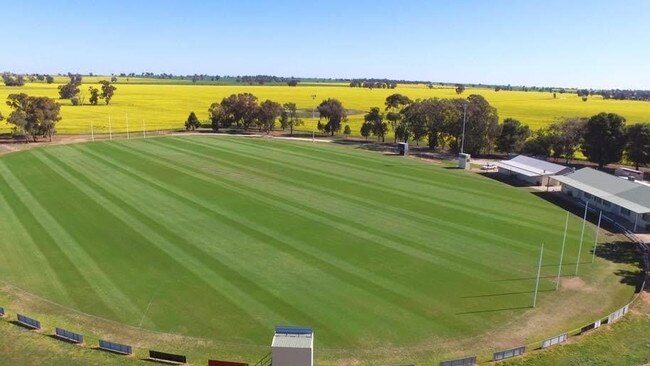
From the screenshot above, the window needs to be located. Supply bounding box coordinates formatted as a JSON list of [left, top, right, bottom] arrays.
[[644, 213, 650, 221], [621, 207, 631, 216], [584, 192, 593, 199], [602, 201, 611, 207], [594, 197, 603, 204]]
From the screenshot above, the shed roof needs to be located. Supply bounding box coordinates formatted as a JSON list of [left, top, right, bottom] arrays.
[[496, 155, 571, 177], [552, 168, 650, 214], [272, 333, 313, 349]]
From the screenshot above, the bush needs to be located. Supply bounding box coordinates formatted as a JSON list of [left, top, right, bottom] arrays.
[[71, 96, 81, 106]]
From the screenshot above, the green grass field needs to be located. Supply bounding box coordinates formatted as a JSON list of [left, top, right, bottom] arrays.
[[1, 79, 650, 135], [0, 136, 640, 364]]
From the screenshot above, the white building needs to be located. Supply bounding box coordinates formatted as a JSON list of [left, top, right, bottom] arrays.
[[495, 155, 573, 186], [553, 168, 650, 232], [271, 327, 313, 366]]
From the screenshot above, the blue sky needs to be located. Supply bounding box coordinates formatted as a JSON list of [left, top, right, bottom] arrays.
[[3, 0, 649, 89]]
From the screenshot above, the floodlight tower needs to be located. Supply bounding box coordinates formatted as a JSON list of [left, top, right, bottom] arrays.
[[311, 94, 317, 142], [460, 103, 468, 154]]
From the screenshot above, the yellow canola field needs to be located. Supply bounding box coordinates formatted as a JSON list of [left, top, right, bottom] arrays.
[[1, 79, 649, 135]]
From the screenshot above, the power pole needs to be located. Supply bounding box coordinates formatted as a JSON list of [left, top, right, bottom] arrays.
[[460, 103, 468, 154]]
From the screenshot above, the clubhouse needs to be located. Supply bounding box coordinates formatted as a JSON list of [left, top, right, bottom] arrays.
[[553, 167, 650, 232]]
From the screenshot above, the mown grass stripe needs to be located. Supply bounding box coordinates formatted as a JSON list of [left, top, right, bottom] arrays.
[[0, 176, 73, 303], [227, 137, 544, 208], [181, 137, 566, 243], [80, 142, 458, 335], [161, 137, 548, 270], [118, 136, 545, 323], [121, 140, 479, 275], [0, 160, 141, 320], [34, 148, 288, 335]]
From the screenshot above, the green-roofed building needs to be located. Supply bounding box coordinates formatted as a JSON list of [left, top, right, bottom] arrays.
[[552, 168, 650, 232]]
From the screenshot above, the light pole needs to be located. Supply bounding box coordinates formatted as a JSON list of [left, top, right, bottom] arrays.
[[533, 243, 544, 308], [460, 103, 468, 154], [311, 94, 316, 142], [575, 201, 589, 276]]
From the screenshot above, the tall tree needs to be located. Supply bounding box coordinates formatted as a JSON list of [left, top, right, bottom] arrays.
[[45, 75, 54, 84], [425, 98, 459, 150], [384, 93, 412, 110], [496, 118, 531, 155], [220, 93, 259, 130], [256, 100, 282, 133], [582, 112, 626, 168], [624, 123, 650, 170], [317, 98, 347, 136], [2, 73, 25, 86], [185, 111, 201, 131], [360, 122, 372, 141], [208, 102, 227, 131], [401, 102, 428, 145], [282, 102, 303, 136], [343, 124, 351, 138], [454, 95, 499, 154], [279, 110, 289, 130], [522, 129, 553, 156], [547, 117, 587, 163], [99, 80, 117, 104], [88, 86, 100, 105], [455, 84, 465, 94], [384, 93, 412, 142], [364, 107, 387, 142], [394, 121, 411, 143], [58, 74, 82, 99], [5, 93, 61, 142]]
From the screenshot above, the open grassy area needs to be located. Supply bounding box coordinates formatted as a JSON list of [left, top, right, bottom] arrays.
[[1, 79, 650, 135], [0, 136, 641, 364], [502, 294, 650, 366], [0, 294, 647, 366]]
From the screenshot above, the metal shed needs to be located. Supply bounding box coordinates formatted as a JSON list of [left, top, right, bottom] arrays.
[[495, 155, 572, 186], [271, 326, 313, 366]]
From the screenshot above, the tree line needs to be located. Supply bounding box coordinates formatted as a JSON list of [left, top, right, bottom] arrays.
[[186, 93, 352, 137], [357, 93, 649, 169], [57, 74, 117, 106], [360, 94, 499, 155], [521, 113, 649, 169], [184, 92, 648, 171], [2, 73, 55, 86], [349, 80, 398, 89], [185, 93, 304, 135]]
